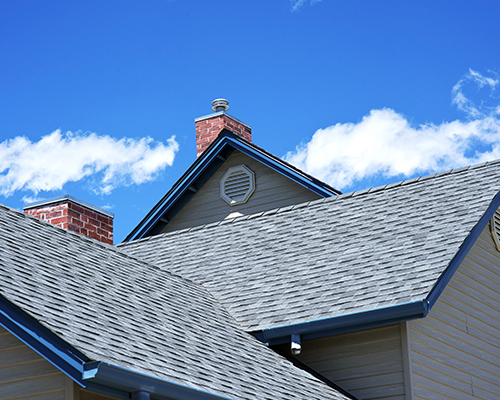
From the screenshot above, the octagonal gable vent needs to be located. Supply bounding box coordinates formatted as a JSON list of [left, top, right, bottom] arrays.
[[490, 208, 500, 252], [220, 165, 255, 206]]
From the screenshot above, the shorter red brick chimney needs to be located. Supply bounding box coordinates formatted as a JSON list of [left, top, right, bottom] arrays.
[[195, 99, 251, 158], [24, 195, 114, 245]]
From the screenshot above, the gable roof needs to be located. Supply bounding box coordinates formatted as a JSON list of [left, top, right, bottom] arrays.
[[124, 130, 340, 242], [0, 204, 351, 399], [120, 160, 500, 345]]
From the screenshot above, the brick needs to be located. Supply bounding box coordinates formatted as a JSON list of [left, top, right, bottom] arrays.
[[97, 214, 111, 224], [70, 204, 85, 214], [88, 231, 100, 240], [83, 209, 97, 220], [49, 216, 68, 225], [84, 223, 97, 232], [70, 218, 84, 227]]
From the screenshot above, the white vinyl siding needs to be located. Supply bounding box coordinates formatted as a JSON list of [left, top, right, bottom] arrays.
[[408, 226, 500, 399], [292, 324, 406, 400], [162, 150, 322, 233]]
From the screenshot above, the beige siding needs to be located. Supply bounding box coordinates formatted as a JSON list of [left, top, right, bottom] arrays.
[[162, 150, 322, 232], [408, 227, 500, 399], [290, 324, 406, 400], [0, 326, 70, 400], [79, 389, 119, 400]]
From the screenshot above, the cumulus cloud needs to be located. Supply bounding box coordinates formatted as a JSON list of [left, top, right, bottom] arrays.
[[284, 70, 500, 190], [0, 131, 179, 197]]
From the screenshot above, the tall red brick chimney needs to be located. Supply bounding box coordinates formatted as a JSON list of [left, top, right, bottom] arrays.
[[195, 99, 251, 158], [23, 195, 114, 245]]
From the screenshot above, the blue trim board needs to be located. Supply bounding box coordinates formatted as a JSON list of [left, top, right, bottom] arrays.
[[0, 294, 87, 385], [253, 300, 429, 346], [124, 130, 339, 242], [426, 189, 500, 307], [84, 362, 233, 400]]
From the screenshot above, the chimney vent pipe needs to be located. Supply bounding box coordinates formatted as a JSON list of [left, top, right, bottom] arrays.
[[212, 98, 230, 112]]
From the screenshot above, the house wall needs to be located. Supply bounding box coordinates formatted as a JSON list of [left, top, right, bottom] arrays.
[[0, 326, 70, 400], [162, 150, 322, 233], [408, 226, 500, 399], [289, 324, 408, 400]]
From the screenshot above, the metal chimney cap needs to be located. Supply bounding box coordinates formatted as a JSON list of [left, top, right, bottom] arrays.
[[212, 98, 229, 112]]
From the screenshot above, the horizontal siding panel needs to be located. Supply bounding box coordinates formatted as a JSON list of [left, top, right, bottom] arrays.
[[0, 332, 24, 351], [410, 324, 500, 378], [415, 317, 500, 363], [0, 345, 42, 367], [0, 373, 66, 398], [413, 377, 477, 400], [7, 390, 66, 400], [443, 285, 500, 322], [409, 225, 500, 399], [337, 371, 404, 390], [411, 350, 500, 396], [349, 382, 405, 399], [80, 389, 121, 400], [432, 301, 500, 348], [315, 353, 403, 377], [296, 324, 405, 400], [0, 359, 60, 384]]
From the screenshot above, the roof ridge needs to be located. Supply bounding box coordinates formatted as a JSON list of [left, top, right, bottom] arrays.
[[0, 203, 198, 285], [120, 158, 500, 246]]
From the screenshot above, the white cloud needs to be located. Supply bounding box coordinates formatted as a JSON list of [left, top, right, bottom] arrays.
[[0, 131, 179, 197], [291, 0, 321, 12], [285, 70, 500, 190]]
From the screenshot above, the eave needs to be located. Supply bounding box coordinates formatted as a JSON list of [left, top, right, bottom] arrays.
[[252, 188, 500, 347], [0, 295, 232, 400], [123, 130, 340, 242]]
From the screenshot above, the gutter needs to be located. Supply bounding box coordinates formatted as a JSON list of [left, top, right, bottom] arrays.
[[84, 361, 233, 400], [252, 300, 429, 346]]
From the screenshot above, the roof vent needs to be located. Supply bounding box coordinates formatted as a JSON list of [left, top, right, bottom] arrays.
[[220, 165, 255, 206], [212, 98, 229, 112], [490, 209, 500, 252]]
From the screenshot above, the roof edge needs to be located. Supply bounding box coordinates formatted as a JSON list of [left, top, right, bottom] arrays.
[[84, 361, 233, 400], [124, 130, 339, 242], [426, 188, 500, 307], [0, 294, 88, 386], [252, 300, 429, 346]]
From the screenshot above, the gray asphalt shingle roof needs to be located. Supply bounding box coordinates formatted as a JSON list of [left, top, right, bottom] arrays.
[[0, 204, 350, 400], [121, 160, 500, 332]]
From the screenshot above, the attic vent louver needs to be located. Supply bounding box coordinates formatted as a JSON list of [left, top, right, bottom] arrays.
[[490, 209, 500, 252], [220, 165, 255, 206]]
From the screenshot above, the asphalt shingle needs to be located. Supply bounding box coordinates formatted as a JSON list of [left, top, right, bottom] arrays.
[[0, 204, 350, 400], [121, 160, 500, 332]]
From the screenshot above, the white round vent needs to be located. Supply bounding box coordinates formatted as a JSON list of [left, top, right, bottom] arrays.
[[490, 209, 500, 252], [220, 165, 255, 206]]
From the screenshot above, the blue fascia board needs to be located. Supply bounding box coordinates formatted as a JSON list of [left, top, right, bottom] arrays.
[[224, 137, 338, 197], [254, 300, 429, 346], [125, 132, 337, 242], [426, 189, 500, 307], [84, 361, 234, 400], [125, 138, 235, 241], [0, 294, 87, 385]]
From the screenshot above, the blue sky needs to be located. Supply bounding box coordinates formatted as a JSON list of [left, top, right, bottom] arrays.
[[1, 1, 499, 242]]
